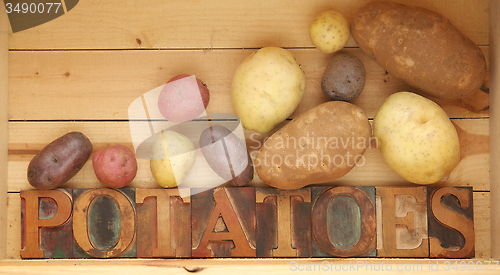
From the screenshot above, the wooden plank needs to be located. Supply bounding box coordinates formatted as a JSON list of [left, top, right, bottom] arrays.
[[428, 187, 475, 258], [0, 3, 8, 260], [6, 0, 489, 50], [7, 118, 490, 191], [2, 258, 500, 275], [8, 47, 489, 121], [5, 192, 492, 260], [376, 187, 429, 258], [489, 0, 500, 260]]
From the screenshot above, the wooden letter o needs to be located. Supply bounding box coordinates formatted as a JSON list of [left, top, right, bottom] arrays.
[[73, 188, 135, 258], [312, 186, 376, 257]]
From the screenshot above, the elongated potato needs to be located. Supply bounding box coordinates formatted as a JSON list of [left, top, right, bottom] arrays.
[[27, 132, 93, 189], [255, 101, 371, 189], [351, 1, 486, 99]]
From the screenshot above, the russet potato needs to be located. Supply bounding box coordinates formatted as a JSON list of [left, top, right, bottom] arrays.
[[255, 101, 372, 189], [373, 92, 460, 184], [351, 1, 486, 99]]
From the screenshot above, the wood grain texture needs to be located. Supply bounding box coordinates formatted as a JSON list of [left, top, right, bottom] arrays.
[[7, 118, 490, 191], [5, 193, 492, 260], [0, 4, 8, 260], [191, 188, 256, 258], [311, 186, 376, 257], [428, 187, 475, 258], [136, 188, 191, 258], [489, 0, 500, 260], [376, 187, 429, 258], [256, 188, 312, 257], [72, 188, 136, 258], [7, 0, 488, 50], [20, 189, 73, 259], [8, 47, 489, 121], [1, 0, 496, 269]]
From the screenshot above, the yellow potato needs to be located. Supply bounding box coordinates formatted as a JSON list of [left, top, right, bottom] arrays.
[[309, 10, 350, 53], [150, 130, 196, 188], [373, 92, 460, 184], [231, 47, 306, 134]]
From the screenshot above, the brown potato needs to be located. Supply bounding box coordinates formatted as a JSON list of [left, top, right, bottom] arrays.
[[321, 53, 366, 102], [27, 132, 93, 189], [255, 101, 371, 189], [351, 1, 486, 99]]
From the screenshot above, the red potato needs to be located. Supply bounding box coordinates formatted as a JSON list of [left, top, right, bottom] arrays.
[[92, 145, 138, 188], [158, 74, 210, 122]]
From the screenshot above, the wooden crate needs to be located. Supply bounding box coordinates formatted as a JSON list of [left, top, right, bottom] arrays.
[[0, 0, 499, 273]]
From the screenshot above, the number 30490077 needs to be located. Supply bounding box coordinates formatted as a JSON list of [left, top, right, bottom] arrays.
[[5, 2, 62, 14]]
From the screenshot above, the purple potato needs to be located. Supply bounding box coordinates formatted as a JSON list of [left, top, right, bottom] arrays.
[[321, 53, 366, 102], [27, 132, 93, 189], [199, 125, 253, 186]]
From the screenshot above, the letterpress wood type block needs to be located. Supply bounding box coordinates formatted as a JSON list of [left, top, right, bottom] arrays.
[[191, 188, 256, 257], [311, 186, 376, 257], [136, 188, 191, 258], [72, 188, 136, 258], [376, 187, 428, 257], [256, 188, 311, 257], [428, 187, 474, 258], [20, 189, 73, 259]]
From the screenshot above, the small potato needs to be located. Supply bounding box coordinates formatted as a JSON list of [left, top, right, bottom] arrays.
[[158, 75, 210, 123], [321, 53, 366, 102], [309, 10, 350, 53], [27, 132, 93, 189], [199, 125, 253, 187], [150, 130, 196, 188], [92, 145, 138, 188]]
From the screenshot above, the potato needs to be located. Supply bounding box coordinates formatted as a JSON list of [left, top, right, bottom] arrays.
[[373, 92, 460, 184], [27, 132, 92, 189], [231, 47, 306, 134], [92, 145, 138, 188], [255, 101, 371, 189], [321, 53, 366, 102], [158, 75, 210, 123], [351, 1, 486, 99], [150, 130, 196, 188], [199, 125, 253, 187], [309, 10, 350, 53]]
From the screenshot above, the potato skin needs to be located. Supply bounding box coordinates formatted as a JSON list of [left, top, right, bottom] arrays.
[[27, 132, 93, 189], [231, 47, 306, 134], [199, 126, 253, 187], [321, 53, 366, 102], [351, 1, 486, 99], [92, 145, 138, 188], [255, 101, 371, 189]]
